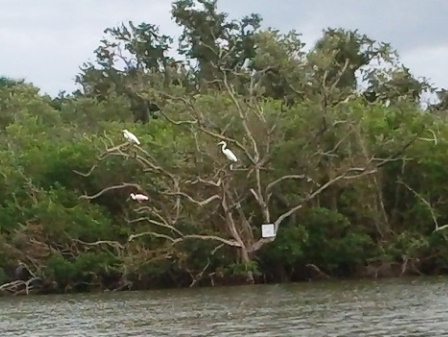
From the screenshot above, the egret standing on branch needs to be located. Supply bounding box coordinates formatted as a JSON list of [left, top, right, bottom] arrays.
[[130, 193, 149, 202], [123, 129, 140, 145], [217, 141, 237, 169]]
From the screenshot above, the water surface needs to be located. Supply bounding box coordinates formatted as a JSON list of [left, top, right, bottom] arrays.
[[1, 277, 447, 336]]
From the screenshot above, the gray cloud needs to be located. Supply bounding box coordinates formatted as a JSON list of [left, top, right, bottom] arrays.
[[0, 0, 446, 96]]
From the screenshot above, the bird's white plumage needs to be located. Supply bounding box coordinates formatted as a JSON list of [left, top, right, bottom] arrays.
[[217, 141, 237, 162], [123, 129, 140, 145], [130, 193, 149, 201]]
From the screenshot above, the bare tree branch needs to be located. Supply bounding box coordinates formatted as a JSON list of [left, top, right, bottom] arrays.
[[265, 174, 311, 196], [127, 231, 241, 248], [222, 71, 260, 163], [162, 191, 221, 206], [126, 215, 184, 237], [72, 238, 125, 250], [249, 157, 395, 252], [80, 183, 144, 200], [399, 181, 443, 232]]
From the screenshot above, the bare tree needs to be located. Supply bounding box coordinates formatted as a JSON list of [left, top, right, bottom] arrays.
[[77, 42, 413, 284]]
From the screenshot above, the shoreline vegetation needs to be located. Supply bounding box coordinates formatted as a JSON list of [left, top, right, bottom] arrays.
[[1, 0, 448, 297]]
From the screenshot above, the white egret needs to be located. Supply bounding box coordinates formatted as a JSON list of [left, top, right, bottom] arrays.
[[130, 193, 149, 202], [123, 129, 140, 145], [217, 141, 237, 168]]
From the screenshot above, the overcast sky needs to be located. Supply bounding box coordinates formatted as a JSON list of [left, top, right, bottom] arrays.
[[1, 0, 447, 97]]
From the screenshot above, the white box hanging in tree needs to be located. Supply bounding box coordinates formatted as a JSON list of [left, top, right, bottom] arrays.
[[261, 223, 276, 238]]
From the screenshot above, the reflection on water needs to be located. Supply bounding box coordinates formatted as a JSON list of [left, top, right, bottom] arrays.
[[1, 277, 448, 336]]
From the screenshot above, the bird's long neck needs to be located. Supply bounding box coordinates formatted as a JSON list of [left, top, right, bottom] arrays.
[[221, 143, 227, 151]]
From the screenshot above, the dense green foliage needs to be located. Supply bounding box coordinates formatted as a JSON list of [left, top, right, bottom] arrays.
[[2, 0, 448, 295]]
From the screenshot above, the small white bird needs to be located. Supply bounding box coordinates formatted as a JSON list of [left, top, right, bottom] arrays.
[[217, 141, 237, 165], [123, 129, 140, 145], [130, 193, 149, 202]]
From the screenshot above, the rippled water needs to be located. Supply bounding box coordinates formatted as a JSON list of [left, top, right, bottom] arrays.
[[1, 277, 448, 336]]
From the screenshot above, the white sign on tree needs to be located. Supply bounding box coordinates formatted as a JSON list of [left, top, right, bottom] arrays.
[[261, 223, 276, 238]]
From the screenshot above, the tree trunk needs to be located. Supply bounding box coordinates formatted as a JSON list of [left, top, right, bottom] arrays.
[[240, 246, 254, 284]]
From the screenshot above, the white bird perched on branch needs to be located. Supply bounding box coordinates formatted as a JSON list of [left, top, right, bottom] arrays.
[[130, 193, 149, 202], [217, 141, 237, 168], [123, 129, 140, 145]]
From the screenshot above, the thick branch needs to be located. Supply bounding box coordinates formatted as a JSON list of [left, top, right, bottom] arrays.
[[79, 183, 144, 200], [249, 160, 388, 253], [72, 239, 125, 257], [220, 187, 245, 247], [127, 215, 184, 237], [0, 277, 41, 295], [265, 174, 312, 198], [186, 177, 222, 187], [127, 231, 241, 248], [273, 166, 381, 226], [162, 191, 221, 207]]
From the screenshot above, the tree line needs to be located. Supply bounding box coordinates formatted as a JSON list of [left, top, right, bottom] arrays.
[[1, 0, 448, 295]]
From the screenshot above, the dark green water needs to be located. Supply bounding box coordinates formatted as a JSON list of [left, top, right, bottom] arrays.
[[1, 277, 447, 336]]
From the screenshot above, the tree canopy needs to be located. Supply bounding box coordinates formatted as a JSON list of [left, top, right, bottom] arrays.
[[0, 0, 447, 295]]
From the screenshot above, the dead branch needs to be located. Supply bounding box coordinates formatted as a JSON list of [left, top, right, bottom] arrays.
[[73, 163, 98, 177], [306, 263, 331, 280], [273, 165, 378, 226], [79, 183, 144, 200], [73, 138, 128, 177], [127, 231, 241, 248], [222, 71, 260, 163], [329, 58, 351, 93], [158, 70, 256, 164], [248, 159, 386, 253], [188, 244, 224, 287], [399, 181, 443, 232], [233, 198, 255, 243], [0, 276, 41, 296], [162, 191, 221, 207], [186, 177, 222, 187], [0, 280, 22, 292], [134, 149, 176, 179], [265, 174, 312, 198], [220, 188, 246, 247], [126, 216, 184, 237], [72, 239, 125, 251]]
